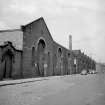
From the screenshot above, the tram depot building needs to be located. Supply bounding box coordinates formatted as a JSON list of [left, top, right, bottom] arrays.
[[0, 17, 96, 80]]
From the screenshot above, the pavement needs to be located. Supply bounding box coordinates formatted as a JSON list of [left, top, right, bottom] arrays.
[[0, 75, 68, 86], [0, 77, 49, 87], [0, 73, 105, 105]]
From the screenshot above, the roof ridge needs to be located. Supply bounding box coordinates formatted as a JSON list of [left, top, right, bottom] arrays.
[[0, 29, 21, 32]]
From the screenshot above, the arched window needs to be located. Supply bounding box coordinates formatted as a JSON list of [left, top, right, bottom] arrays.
[[37, 39, 46, 53], [32, 47, 35, 66], [58, 48, 62, 57], [68, 53, 70, 58]]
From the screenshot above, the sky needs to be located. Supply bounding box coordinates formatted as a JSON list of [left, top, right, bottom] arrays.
[[0, 0, 105, 63]]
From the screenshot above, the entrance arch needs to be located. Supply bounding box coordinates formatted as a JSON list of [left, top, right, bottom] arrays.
[[36, 39, 46, 76], [2, 49, 14, 79]]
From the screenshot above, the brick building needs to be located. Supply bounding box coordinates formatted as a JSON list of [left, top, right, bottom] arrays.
[[0, 17, 96, 80], [72, 50, 96, 74]]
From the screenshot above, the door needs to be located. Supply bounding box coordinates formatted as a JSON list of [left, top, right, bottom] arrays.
[[3, 52, 12, 78]]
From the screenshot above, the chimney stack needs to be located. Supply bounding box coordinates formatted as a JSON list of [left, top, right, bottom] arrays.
[[69, 35, 72, 50]]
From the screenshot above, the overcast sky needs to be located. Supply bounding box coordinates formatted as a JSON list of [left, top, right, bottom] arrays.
[[0, 0, 105, 63]]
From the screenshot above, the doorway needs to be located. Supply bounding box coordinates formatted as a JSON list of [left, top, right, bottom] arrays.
[[37, 39, 46, 76], [3, 50, 13, 79]]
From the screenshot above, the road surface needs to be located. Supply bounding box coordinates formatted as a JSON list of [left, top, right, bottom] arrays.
[[0, 73, 105, 105]]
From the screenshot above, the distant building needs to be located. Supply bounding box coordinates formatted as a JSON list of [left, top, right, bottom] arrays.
[[96, 63, 105, 73], [72, 50, 96, 73], [0, 17, 96, 80]]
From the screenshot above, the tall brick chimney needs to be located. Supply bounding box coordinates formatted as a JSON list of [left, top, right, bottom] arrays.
[[69, 35, 72, 50]]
